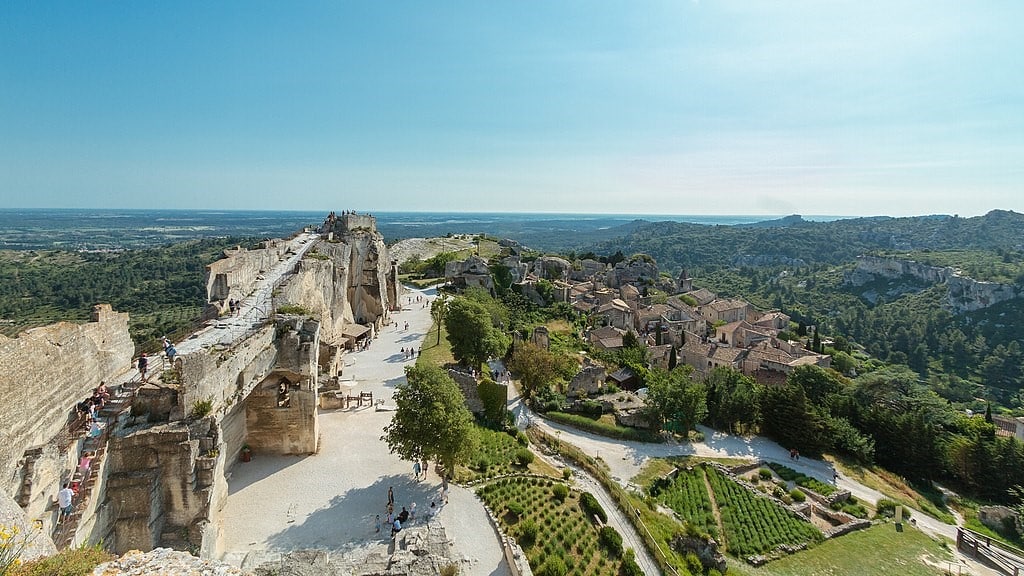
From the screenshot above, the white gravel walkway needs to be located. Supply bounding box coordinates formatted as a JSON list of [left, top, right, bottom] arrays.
[[217, 286, 510, 576]]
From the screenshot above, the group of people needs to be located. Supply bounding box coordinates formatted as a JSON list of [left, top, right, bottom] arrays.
[[75, 382, 110, 436], [228, 298, 242, 316], [380, 484, 442, 539], [399, 347, 418, 361]]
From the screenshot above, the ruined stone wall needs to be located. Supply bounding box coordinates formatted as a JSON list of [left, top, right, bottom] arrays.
[[205, 240, 293, 304], [243, 318, 320, 455], [0, 304, 133, 498], [175, 326, 278, 422], [449, 370, 485, 415]]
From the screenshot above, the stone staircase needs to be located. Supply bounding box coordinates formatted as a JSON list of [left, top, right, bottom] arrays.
[[52, 372, 154, 549]]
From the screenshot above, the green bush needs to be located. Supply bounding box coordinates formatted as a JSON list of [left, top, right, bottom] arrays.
[[562, 467, 572, 480], [758, 468, 773, 480], [789, 488, 806, 502], [875, 498, 913, 520], [276, 304, 311, 316], [190, 398, 213, 419], [538, 556, 567, 576], [552, 483, 569, 502], [12, 544, 115, 576], [519, 519, 539, 546], [620, 548, 642, 576], [507, 501, 525, 517], [598, 525, 623, 557], [579, 491, 608, 524], [516, 430, 529, 446], [514, 448, 535, 466]]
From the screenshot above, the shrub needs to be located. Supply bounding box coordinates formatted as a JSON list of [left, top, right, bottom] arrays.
[[759, 468, 773, 480], [598, 525, 623, 557], [190, 398, 213, 419], [516, 430, 529, 446], [875, 498, 912, 520], [519, 519, 538, 546], [538, 556, 567, 576], [621, 548, 642, 576], [551, 483, 569, 502], [12, 544, 115, 576], [507, 501, 525, 517], [543, 411, 662, 442], [789, 488, 806, 502], [579, 491, 608, 524], [276, 304, 311, 316], [514, 448, 534, 466], [562, 467, 572, 480]]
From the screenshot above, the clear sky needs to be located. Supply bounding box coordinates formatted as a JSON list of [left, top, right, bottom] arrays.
[[1, 1, 1021, 216]]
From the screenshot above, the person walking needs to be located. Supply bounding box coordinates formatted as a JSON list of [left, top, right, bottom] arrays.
[[413, 460, 422, 481], [58, 483, 75, 520], [387, 486, 394, 506], [138, 352, 149, 382]]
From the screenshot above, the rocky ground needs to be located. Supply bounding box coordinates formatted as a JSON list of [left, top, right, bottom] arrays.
[[388, 237, 475, 266]]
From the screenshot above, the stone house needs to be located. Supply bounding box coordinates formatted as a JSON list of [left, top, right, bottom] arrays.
[[648, 344, 675, 370], [990, 415, 1024, 440], [714, 321, 772, 348], [753, 310, 791, 332], [596, 298, 634, 331], [684, 287, 717, 307], [700, 298, 754, 325], [588, 325, 626, 351], [567, 363, 606, 398]]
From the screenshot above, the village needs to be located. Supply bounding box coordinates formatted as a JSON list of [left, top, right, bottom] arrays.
[[443, 244, 830, 421]]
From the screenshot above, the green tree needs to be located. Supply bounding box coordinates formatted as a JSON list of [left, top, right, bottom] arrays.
[[430, 294, 449, 345], [704, 366, 760, 433], [381, 364, 477, 473], [508, 341, 575, 400], [644, 366, 707, 434], [444, 296, 510, 368]]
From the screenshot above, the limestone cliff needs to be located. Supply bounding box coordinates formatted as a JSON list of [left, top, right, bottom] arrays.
[[846, 255, 1021, 313], [0, 304, 133, 506], [276, 213, 399, 346]]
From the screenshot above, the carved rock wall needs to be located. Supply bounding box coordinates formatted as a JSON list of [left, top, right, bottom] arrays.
[[0, 304, 133, 497]]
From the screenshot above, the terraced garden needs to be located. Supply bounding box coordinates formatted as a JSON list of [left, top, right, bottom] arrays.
[[477, 477, 637, 576], [654, 465, 822, 559]]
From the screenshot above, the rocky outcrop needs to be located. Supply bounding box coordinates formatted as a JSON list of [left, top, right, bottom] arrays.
[[846, 255, 1020, 313], [92, 548, 249, 575], [531, 256, 572, 281], [605, 256, 659, 288], [671, 535, 727, 574], [276, 215, 398, 347]]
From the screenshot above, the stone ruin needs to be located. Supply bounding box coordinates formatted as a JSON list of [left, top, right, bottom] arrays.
[[0, 213, 403, 564]]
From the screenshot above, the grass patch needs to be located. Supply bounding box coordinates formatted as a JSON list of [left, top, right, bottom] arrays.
[[766, 462, 836, 496], [11, 545, 116, 576], [545, 412, 662, 443], [418, 321, 455, 368], [477, 477, 627, 576], [726, 523, 955, 576], [455, 424, 558, 482], [830, 457, 956, 524]]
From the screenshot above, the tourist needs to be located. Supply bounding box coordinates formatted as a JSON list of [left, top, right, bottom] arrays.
[[398, 506, 409, 524], [422, 458, 428, 477], [95, 381, 110, 403], [166, 343, 178, 364], [58, 483, 74, 519], [413, 460, 421, 480], [375, 514, 380, 533], [387, 486, 394, 506], [138, 352, 148, 382], [410, 502, 417, 521], [391, 517, 402, 538]]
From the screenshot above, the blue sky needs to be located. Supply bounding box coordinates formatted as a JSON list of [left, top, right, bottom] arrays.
[[1, 1, 1021, 216]]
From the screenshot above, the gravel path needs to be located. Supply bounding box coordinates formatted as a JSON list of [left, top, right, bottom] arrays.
[[217, 285, 509, 576]]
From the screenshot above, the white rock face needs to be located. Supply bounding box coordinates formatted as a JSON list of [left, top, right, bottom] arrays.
[[847, 255, 1020, 313]]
